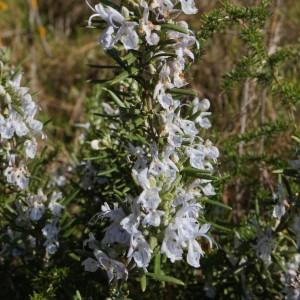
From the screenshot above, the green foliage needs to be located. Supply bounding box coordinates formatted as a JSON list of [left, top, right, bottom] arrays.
[[1, 0, 300, 299], [30, 267, 69, 300]]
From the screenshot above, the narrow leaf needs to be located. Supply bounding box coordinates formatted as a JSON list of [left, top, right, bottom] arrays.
[[182, 167, 217, 180], [202, 198, 232, 211], [146, 272, 185, 286], [103, 87, 127, 108], [140, 274, 147, 292], [161, 23, 189, 34], [154, 252, 161, 275]]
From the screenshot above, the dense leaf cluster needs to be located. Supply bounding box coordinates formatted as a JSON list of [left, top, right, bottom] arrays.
[[1, 1, 300, 299]]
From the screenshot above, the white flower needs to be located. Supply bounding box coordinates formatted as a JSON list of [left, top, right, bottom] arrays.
[[140, 1, 160, 45], [115, 22, 139, 50], [179, 119, 198, 137], [170, 56, 187, 88], [175, 216, 198, 240], [167, 124, 183, 147], [128, 231, 152, 269], [121, 213, 140, 234], [45, 241, 59, 255], [155, 63, 172, 88], [27, 189, 47, 221], [24, 139, 37, 159], [21, 94, 37, 118], [187, 148, 205, 169], [179, 0, 198, 15], [161, 227, 183, 263], [10, 110, 29, 137], [196, 112, 212, 129], [87, 1, 139, 50], [102, 222, 130, 245], [83, 233, 98, 250], [163, 113, 183, 148], [0, 115, 14, 139], [187, 239, 204, 267], [30, 201, 45, 221], [149, 158, 167, 177], [100, 26, 116, 49], [8, 73, 22, 96], [201, 183, 216, 196], [42, 222, 59, 240], [134, 167, 151, 190], [120, 198, 141, 235], [93, 249, 128, 282], [48, 192, 64, 217], [167, 21, 198, 60], [100, 202, 126, 221], [143, 210, 164, 227], [87, 1, 124, 27], [281, 254, 300, 300], [82, 257, 100, 272], [173, 188, 195, 207], [138, 187, 161, 210], [4, 165, 29, 189], [272, 203, 286, 219], [149, 157, 177, 184], [161, 201, 211, 268], [186, 223, 212, 268], [204, 141, 219, 161], [186, 143, 218, 171], [192, 98, 212, 129], [28, 118, 43, 135], [197, 223, 213, 247], [154, 83, 174, 109], [99, 202, 130, 245], [272, 183, 288, 220], [0, 53, 44, 191], [192, 98, 211, 114], [90, 139, 101, 150], [254, 227, 272, 266]]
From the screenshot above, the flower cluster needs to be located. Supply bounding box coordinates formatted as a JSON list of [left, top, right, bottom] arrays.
[[83, 0, 219, 281], [281, 254, 300, 300], [1, 190, 64, 257], [0, 49, 44, 190], [0, 49, 64, 258], [28, 190, 64, 255]]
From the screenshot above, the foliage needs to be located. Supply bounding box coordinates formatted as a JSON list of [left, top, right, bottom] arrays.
[[0, 0, 300, 299]]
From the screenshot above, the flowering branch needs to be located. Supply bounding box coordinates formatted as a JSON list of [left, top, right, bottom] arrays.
[[0, 48, 64, 258], [83, 0, 219, 283]]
